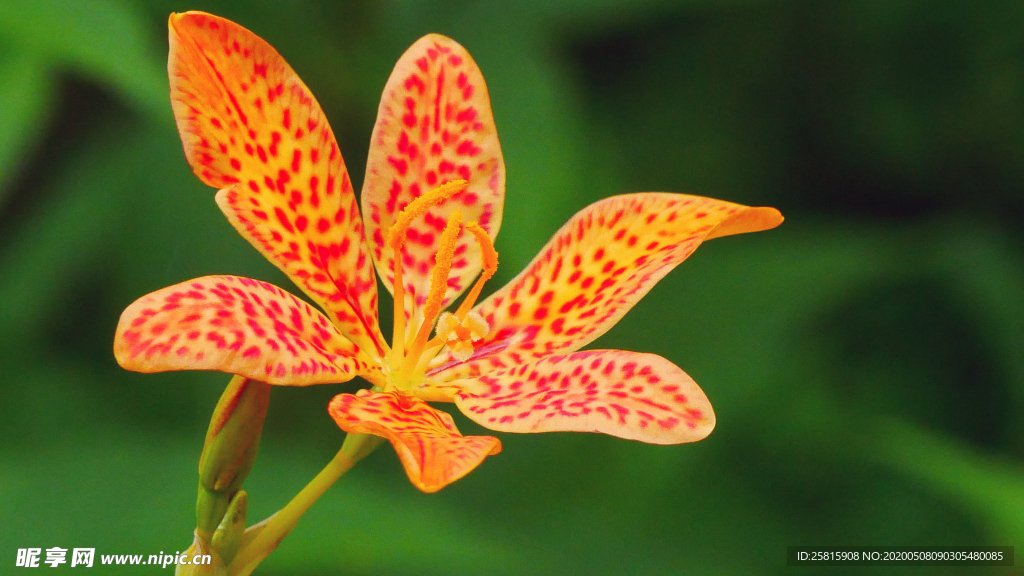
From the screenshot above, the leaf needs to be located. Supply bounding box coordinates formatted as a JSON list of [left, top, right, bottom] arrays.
[[0, 50, 55, 202], [0, 122, 167, 343], [864, 418, 1024, 543], [0, 0, 166, 119]]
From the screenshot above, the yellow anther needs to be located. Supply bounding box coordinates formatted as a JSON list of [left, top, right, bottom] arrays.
[[387, 179, 467, 362], [454, 221, 499, 319], [403, 210, 463, 373], [386, 179, 468, 250], [421, 210, 463, 327], [385, 184, 497, 382]]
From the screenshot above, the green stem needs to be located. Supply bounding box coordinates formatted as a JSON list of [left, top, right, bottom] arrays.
[[227, 433, 385, 576]]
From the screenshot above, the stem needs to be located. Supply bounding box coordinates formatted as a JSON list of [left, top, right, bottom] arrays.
[[227, 433, 385, 576]]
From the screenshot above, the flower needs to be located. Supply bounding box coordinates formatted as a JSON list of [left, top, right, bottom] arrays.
[[114, 11, 783, 493]]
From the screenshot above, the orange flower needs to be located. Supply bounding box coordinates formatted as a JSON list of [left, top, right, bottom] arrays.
[[115, 11, 783, 493]]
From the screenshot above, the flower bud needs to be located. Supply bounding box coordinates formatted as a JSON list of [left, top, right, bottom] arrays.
[[196, 376, 270, 536], [211, 490, 247, 565]]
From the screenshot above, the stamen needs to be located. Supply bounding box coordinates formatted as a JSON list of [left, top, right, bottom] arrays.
[[410, 222, 499, 374], [403, 210, 463, 371], [387, 179, 468, 360], [454, 221, 499, 319], [420, 211, 464, 328], [386, 179, 468, 250]]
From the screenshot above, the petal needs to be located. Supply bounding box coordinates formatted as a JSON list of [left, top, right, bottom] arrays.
[[114, 276, 380, 386], [362, 34, 504, 325], [168, 12, 384, 356], [451, 350, 714, 444], [429, 193, 783, 380], [328, 391, 501, 492]]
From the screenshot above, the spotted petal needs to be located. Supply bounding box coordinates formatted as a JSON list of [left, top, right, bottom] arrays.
[[114, 276, 379, 386], [449, 350, 713, 444], [168, 11, 384, 356], [328, 391, 501, 492], [362, 34, 504, 330], [429, 193, 783, 380]]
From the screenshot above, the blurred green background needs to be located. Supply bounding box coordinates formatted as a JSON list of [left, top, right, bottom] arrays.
[[2, 0, 1023, 574]]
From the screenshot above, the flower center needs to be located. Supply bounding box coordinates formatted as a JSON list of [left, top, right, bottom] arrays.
[[384, 180, 499, 390]]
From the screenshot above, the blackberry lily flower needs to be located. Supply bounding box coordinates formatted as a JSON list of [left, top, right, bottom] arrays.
[[115, 11, 783, 493]]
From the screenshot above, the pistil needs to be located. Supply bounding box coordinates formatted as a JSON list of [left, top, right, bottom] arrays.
[[413, 223, 500, 374], [454, 221, 499, 318]]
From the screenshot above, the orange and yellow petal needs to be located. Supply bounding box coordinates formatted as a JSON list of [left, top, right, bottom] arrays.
[[328, 391, 501, 492], [114, 276, 378, 385], [451, 350, 714, 444], [428, 193, 782, 380], [168, 11, 384, 356], [362, 34, 504, 329]]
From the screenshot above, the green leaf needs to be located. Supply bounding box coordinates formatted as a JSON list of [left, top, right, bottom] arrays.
[[0, 125, 153, 341], [0, 50, 54, 202], [865, 418, 1024, 543], [0, 0, 166, 119]]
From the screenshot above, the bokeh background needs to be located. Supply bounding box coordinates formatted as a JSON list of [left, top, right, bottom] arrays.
[[2, 0, 1023, 574]]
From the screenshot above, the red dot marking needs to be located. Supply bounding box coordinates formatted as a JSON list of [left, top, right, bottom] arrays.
[[274, 207, 294, 233]]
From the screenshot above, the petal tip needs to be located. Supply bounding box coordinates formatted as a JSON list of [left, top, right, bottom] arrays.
[[413, 33, 460, 48], [759, 206, 785, 229], [168, 10, 205, 33], [706, 205, 784, 240], [487, 436, 503, 455]]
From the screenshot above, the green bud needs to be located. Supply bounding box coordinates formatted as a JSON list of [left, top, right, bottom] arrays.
[[196, 376, 270, 536], [211, 490, 248, 565]]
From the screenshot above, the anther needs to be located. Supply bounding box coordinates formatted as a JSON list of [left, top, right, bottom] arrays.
[[386, 179, 468, 250], [387, 179, 467, 360], [420, 211, 464, 327], [402, 210, 463, 372]]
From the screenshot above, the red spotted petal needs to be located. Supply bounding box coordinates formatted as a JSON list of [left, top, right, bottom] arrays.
[[362, 34, 504, 328], [452, 350, 714, 444], [114, 276, 379, 386], [429, 193, 783, 380], [168, 12, 384, 356], [328, 391, 501, 492]]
